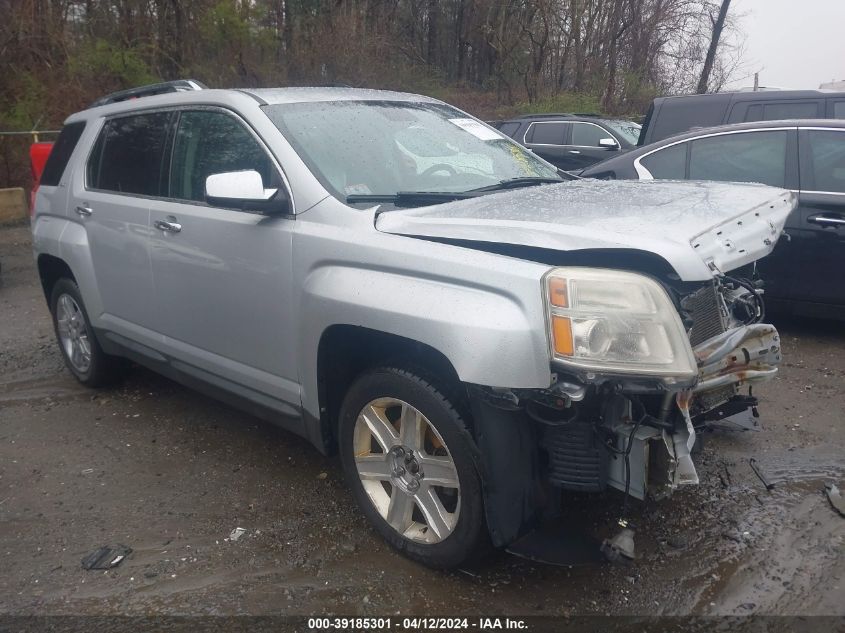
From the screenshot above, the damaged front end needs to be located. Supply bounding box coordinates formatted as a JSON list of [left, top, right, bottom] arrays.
[[470, 270, 782, 552]]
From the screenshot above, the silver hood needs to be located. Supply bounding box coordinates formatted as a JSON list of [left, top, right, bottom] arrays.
[[376, 179, 796, 281]]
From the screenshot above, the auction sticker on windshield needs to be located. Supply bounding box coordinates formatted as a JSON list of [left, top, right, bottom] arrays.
[[448, 118, 501, 141]]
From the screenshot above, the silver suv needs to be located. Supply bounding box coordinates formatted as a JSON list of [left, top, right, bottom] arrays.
[[32, 81, 792, 568]]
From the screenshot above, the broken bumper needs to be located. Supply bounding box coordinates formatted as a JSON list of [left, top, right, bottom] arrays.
[[609, 323, 782, 500]]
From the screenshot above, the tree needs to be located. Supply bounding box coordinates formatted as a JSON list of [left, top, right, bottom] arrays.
[[696, 0, 731, 94]]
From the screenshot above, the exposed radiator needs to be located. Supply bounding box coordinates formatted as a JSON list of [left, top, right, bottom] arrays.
[[685, 283, 727, 347]]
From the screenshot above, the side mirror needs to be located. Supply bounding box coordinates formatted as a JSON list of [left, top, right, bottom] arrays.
[[205, 170, 289, 215], [598, 138, 619, 149]]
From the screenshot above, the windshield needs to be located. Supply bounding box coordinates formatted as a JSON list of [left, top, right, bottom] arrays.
[[262, 101, 560, 202], [602, 120, 642, 145]]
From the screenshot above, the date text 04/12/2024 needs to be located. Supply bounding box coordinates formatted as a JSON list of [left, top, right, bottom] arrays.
[[307, 617, 528, 630]]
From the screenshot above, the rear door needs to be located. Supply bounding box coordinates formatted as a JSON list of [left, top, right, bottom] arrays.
[[792, 127, 845, 307], [148, 107, 300, 411], [522, 121, 573, 169], [75, 111, 172, 342]]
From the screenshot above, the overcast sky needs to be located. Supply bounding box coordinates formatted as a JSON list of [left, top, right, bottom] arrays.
[[726, 0, 845, 90]]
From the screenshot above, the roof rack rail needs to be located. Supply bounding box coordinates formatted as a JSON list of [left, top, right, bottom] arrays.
[[513, 112, 605, 120], [89, 79, 207, 108]]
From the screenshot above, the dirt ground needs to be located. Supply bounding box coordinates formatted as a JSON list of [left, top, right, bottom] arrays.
[[1, 223, 843, 618]]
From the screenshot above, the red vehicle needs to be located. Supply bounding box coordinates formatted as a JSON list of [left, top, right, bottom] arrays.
[[29, 141, 53, 213]]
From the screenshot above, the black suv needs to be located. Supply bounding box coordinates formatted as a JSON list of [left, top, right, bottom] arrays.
[[491, 114, 641, 171], [639, 89, 845, 145], [580, 119, 845, 319]]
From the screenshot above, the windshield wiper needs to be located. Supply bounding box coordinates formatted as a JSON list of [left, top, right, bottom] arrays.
[[467, 177, 564, 193], [346, 191, 472, 206]]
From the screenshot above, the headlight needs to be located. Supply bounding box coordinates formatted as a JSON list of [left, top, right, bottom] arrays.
[[544, 267, 696, 381]]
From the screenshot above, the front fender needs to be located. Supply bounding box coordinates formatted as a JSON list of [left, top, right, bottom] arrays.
[[298, 263, 552, 418]]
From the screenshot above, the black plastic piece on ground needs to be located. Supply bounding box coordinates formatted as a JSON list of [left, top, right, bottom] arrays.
[[81, 545, 132, 570]]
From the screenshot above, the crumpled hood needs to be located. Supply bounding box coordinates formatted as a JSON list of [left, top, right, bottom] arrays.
[[376, 179, 796, 281]]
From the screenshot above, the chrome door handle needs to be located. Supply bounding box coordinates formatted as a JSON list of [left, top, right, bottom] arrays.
[[568, 150, 581, 154], [154, 219, 182, 233], [808, 215, 845, 227], [75, 205, 92, 217]]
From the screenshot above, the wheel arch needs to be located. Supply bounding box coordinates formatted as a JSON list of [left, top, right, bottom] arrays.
[[314, 325, 467, 455], [37, 253, 76, 305]]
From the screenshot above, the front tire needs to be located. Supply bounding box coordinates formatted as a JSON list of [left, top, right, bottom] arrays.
[[338, 367, 485, 569], [50, 278, 123, 387]]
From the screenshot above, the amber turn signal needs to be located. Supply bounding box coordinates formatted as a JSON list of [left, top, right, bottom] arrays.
[[552, 315, 574, 356]]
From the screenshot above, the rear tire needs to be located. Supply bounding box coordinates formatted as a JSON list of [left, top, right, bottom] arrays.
[[50, 278, 124, 387], [338, 366, 485, 569]]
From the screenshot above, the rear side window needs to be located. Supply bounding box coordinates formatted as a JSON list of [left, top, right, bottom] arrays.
[[689, 130, 787, 187], [650, 97, 729, 142], [833, 102, 845, 119], [87, 112, 172, 196], [497, 122, 521, 138], [640, 142, 687, 179], [802, 130, 845, 193], [40, 122, 86, 186], [761, 102, 818, 120], [528, 122, 567, 145], [169, 110, 275, 202]]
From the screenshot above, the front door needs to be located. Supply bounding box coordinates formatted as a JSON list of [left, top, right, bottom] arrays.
[[148, 108, 300, 412], [564, 121, 620, 170], [791, 128, 845, 307]]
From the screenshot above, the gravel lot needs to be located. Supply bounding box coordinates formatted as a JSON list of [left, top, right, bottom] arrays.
[[1, 223, 843, 618]]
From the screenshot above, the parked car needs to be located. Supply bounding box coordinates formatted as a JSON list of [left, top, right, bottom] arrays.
[[33, 81, 791, 568], [580, 119, 845, 319], [490, 113, 641, 171], [29, 141, 53, 212], [639, 89, 845, 145]]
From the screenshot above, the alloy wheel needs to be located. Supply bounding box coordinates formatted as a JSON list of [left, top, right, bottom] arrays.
[[56, 294, 92, 373], [353, 397, 461, 544]]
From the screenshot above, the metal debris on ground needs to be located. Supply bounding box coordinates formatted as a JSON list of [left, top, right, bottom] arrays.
[[824, 483, 845, 518], [81, 545, 132, 570], [749, 458, 775, 490], [228, 527, 246, 542]]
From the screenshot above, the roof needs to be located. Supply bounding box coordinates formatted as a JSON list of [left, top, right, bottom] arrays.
[[242, 87, 440, 105], [67, 85, 444, 123], [501, 112, 636, 124], [654, 118, 845, 141], [659, 89, 845, 102]]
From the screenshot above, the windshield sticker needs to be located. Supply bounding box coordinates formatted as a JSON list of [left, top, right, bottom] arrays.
[[448, 118, 501, 141], [344, 183, 372, 195]]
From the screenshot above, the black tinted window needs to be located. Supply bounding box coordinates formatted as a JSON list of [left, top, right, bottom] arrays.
[[762, 102, 818, 120], [170, 110, 274, 202], [651, 97, 729, 141], [40, 122, 85, 186], [804, 130, 845, 193], [529, 122, 567, 145], [689, 131, 787, 187], [88, 113, 172, 195], [571, 122, 609, 146], [498, 122, 520, 138], [640, 142, 687, 179]]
